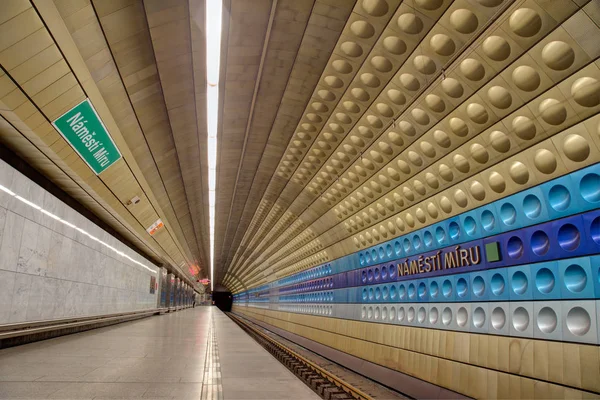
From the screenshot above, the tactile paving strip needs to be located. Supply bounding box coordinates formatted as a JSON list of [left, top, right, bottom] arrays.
[[200, 316, 223, 400]]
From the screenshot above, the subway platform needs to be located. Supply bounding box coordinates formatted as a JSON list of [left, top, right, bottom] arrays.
[[0, 307, 318, 399]]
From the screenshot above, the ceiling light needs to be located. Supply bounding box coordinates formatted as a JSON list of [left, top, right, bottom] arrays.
[[206, 0, 222, 87], [206, 0, 223, 292]]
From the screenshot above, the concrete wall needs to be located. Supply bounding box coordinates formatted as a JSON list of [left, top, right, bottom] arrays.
[[0, 159, 158, 324]]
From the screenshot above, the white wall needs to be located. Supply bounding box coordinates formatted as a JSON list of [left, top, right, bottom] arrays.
[[0, 159, 158, 324]]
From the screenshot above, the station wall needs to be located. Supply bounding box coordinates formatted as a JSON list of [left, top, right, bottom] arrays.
[[234, 160, 600, 397], [233, 1, 600, 397], [0, 159, 158, 324]]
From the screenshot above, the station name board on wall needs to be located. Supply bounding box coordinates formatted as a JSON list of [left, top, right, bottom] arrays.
[[52, 99, 121, 175], [397, 244, 482, 277]]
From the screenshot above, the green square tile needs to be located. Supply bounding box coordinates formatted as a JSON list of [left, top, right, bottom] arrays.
[[485, 242, 501, 263]]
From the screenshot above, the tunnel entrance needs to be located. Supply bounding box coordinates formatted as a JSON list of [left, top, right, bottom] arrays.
[[212, 291, 233, 312]]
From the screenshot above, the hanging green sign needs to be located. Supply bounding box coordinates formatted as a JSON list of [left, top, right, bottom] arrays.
[[52, 99, 121, 174]]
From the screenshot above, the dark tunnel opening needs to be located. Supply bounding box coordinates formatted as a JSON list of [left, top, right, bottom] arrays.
[[212, 291, 233, 312]]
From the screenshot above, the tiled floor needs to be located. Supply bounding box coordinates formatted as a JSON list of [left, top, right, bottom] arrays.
[[0, 307, 318, 399]]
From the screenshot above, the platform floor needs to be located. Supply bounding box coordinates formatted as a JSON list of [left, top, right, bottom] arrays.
[[0, 307, 319, 399]]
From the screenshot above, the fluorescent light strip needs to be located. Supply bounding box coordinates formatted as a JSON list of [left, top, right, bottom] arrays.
[[0, 184, 15, 196], [1, 182, 157, 274], [41, 209, 61, 221], [206, 0, 222, 292], [15, 195, 41, 210]]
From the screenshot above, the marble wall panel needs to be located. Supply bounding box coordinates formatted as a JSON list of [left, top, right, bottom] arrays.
[[0, 269, 15, 322], [0, 211, 24, 272], [0, 159, 159, 324], [9, 273, 32, 323]]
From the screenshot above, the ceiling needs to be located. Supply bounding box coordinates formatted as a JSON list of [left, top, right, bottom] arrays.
[[1, 0, 598, 292]]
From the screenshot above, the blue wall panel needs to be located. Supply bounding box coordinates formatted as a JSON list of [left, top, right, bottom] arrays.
[[235, 163, 600, 347]]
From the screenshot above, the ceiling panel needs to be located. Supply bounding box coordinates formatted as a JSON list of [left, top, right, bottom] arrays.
[[2, 0, 595, 294]]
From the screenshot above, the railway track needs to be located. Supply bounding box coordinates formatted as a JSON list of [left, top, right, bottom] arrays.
[[227, 312, 373, 400]]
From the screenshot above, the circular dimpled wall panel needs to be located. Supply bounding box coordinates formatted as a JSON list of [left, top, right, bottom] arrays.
[[418, 307, 426, 323], [507, 236, 525, 259], [449, 221, 461, 240], [442, 307, 452, 326], [549, 184, 571, 211], [413, 235, 422, 251], [580, 173, 600, 203], [500, 203, 517, 226], [491, 273, 505, 296], [523, 194, 542, 219], [591, 216, 600, 245], [408, 307, 415, 323], [457, 307, 468, 327], [512, 307, 530, 332], [537, 307, 558, 333], [418, 282, 427, 299], [566, 307, 591, 336], [512, 271, 528, 295], [558, 223, 581, 251], [473, 276, 485, 297], [442, 279, 453, 298], [564, 264, 587, 293], [481, 210, 495, 231], [531, 230, 550, 256], [394, 241, 402, 255], [473, 307, 486, 328], [430, 307, 439, 324], [408, 283, 416, 299], [436, 226, 446, 244], [457, 278, 468, 298], [399, 284, 406, 300], [464, 216, 477, 236], [389, 265, 397, 279], [424, 231, 434, 247], [535, 268, 555, 294]]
